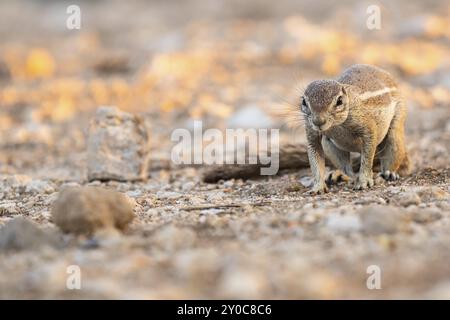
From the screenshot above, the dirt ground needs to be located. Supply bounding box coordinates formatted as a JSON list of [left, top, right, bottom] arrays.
[[0, 0, 449, 299]]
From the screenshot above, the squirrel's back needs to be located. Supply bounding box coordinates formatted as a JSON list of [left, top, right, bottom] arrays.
[[337, 64, 398, 94]]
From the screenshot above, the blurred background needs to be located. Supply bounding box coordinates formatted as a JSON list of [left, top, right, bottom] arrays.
[[0, 0, 449, 299], [0, 0, 449, 178]]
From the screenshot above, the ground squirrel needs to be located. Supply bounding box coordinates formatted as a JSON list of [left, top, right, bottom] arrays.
[[201, 64, 411, 190], [302, 64, 410, 193]]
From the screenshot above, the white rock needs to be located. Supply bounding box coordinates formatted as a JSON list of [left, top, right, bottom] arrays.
[[181, 181, 196, 191], [126, 190, 142, 198], [299, 176, 314, 188], [201, 208, 222, 215], [156, 191, 182, 200], [325, 213, 362, 233], [223, 180, 234, 188], [87, 106, 151, 181]]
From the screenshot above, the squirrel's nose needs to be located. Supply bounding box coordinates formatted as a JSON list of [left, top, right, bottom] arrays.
[[312, 116, 326, 127]]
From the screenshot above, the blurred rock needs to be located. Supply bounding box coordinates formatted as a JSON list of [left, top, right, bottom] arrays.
[[0, 201, 19, 215], [51, 187, 135, 235], [359, 205, 405, 236], [415, 186, 448, 202], [0, 175, 55, 196], [391, 186, 448, 206], [218, 265, 269, 299], [26, 180, 56, 194], [406, 206, 442, 224], [151, 225, 196, 251], [395, 191, 422, 207], [285, 182, 303, 192], [325, 213, 361, 233], [354, 196, 386, 205], [299, 176, 314, 188], [227, 105, 273, 129], [87, 106, 151, 182], [156, 191, 183, 200], [173, 248, 221, 282], [181, 181, 196, 191], [0, 218, 60, 251]]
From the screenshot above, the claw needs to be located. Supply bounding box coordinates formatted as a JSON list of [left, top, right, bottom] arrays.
[[354, 174, 374, 190], [379, 170, 400, 181], [306, 184, 329, 195]]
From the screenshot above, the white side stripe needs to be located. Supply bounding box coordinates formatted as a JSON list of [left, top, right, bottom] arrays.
[[358, 87, 397, 100]]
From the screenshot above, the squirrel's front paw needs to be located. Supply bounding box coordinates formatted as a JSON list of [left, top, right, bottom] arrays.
[[354, 174, 374, 190], [379, 170, 400, 181], [326, 170, 353, 186], [307, 183, 329, 195]]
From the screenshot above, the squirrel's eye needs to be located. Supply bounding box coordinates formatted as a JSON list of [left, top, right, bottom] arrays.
[[301, 98, 310, 114], [301, 98, 306, 107], [336, 96, 344, 107]]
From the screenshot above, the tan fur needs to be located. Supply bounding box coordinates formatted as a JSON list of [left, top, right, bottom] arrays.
[[302, 64, 411, 193]]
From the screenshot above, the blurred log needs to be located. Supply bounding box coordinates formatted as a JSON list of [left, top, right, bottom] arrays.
[[146, 143, 388, 183], [202, 143, 321, 182], [201, 143, 379, 182]]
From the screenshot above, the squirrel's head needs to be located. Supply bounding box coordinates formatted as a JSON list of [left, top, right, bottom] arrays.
[[301, 80, 350, 132]]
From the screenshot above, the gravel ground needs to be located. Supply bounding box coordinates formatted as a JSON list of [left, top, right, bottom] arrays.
[[0, 0, 449, 299]]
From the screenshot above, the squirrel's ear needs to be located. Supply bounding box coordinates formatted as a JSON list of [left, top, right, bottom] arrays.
[[341, 85, 347, 95]]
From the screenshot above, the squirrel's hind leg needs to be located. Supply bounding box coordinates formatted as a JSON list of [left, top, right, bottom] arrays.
[[377, 100, 410, 180]]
